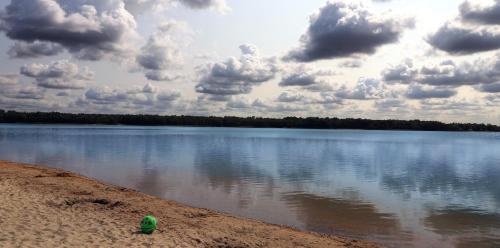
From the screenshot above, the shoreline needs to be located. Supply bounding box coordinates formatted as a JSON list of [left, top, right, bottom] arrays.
[[2, 109, 498, 132], [0, 160, 381, 248], [2, 123, 499, 135]]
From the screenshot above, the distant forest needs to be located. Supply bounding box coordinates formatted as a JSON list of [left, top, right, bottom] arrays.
[[0, 109, 499, 132]]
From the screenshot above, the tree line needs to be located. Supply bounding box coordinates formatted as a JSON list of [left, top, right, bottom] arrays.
[[0, 109, 498, 132]]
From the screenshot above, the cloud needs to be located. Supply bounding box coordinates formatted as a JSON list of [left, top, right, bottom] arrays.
[[122, 0, 229, 16], [459, 0, 500, 25], [122, 0, 167, 15], [382, 54, 500, 87], [245, 98, 309, 113], [485, 94, 500, 105], [279, 65, 336, 92], [0, 0, 138, 60], [56, 92, 70, 97], [0, 74, 18, 85], [479, 82, 500, 93], [429, 1, 500, 54], [195, 44, 278, 97], [335, 78, 386, 100], [129, 89, 180, 107], [85, 87, 129, 104], [374, 99, 408, 111], [405, 84, 457, 99], [427, 24, 500, 54], [418, 56, 500, 86], [2, 86, 45, 100], [280, 70, 323, 87], [286, 1, 413, 62], [314, 92, 344, 105], [264, 103, 309, 113], [8, 41, 64, 58], [226, 96, 252, 109], [144, 71, 182, 81], [382, 59, 417, 84], [84, 83, 180, 108], [136, 21, 188, 81], [178, 0, 228, 12], [277, 91, 305, 103], [142, 83, 157, 93], [21, 60, 78, 78], [20, 60, 93, 89], [157, 90, 180, 102], [419, 98, 482, 111], [339, 60, 363, 68], [303, 82, 336, 92]]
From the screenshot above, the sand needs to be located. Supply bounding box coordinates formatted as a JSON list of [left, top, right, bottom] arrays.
[[0, 161, 381, 248]]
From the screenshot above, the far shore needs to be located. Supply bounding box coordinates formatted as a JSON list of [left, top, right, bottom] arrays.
[[2, 109, 498, 132], [0, 161, 381, 248]]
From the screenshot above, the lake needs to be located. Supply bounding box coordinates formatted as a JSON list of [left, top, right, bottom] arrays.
[[0, 124, 499, 247]]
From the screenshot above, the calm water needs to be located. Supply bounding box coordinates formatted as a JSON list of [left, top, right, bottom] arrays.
[[0, 124, 499, 247]]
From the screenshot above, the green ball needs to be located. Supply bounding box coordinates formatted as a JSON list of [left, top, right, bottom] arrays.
[[140, 215, 157, 234]]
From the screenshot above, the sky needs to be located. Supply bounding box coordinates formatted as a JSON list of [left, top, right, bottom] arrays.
[[0, 0, 499, 124]]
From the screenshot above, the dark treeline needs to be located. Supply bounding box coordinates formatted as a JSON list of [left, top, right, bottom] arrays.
[[0, 109, 499, 132]]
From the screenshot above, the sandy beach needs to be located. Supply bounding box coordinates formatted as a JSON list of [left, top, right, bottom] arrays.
[[0, 161, 380, 248]]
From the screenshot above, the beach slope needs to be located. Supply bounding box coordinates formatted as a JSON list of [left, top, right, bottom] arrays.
[[0, 161, 380, 248]]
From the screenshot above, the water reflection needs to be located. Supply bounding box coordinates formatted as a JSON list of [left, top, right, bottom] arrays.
[[425, 207, 500, 247], [281, 191, 413, 245], [0, 125, 499, 247]]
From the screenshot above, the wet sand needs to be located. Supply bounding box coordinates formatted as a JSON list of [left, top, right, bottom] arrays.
[[0, 161, 381, 248]]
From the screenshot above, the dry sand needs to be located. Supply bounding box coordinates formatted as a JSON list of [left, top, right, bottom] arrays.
[[0, 161, 381, 248]]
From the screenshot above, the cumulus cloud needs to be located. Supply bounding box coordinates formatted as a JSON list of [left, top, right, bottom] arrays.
[[382, 54, 500, 87], [479, 82, 500, 93], [142, 83, 156, 94], [56, 92, 70, 97], [405, 84, 457, 99], [85, 88, 129, 105], [0, 0, 138, 60], [2, 86, 45, 100], [286, 1, 413, 62], [279, 66, 336, 92], [382, 59, 417, 84], [144, 71, 182, 81], [157, 90, 180, 102], [20, 60, 93, 89], [0, 74, 19, 85], [8, 41, 64, 58], [374, 99, 408, 111], [195, 44, 278, 98], [460, 0, 500, 25], [84, 83, 180, 108], [429, 1, 500, 54], [314, 92, 344, 105], [178, 0, 228, 12], [136, 21, 188, 81], [122, 0, 229, 16], [277, 91, 305, 103], [248, 99, 309, 113], [427, 24, 500, 54], [485, 94, 500, 105], [265, 103, 309, 113], [335, 78, 386, 100], [129, 88, 181, 110], [419, 98, 482, 111], [226, 96, 253, 109], [303, 82, 336, 92], [339, 60, 363, 68], [418, 56, 500, 86], [280, 69, 325, 87]]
